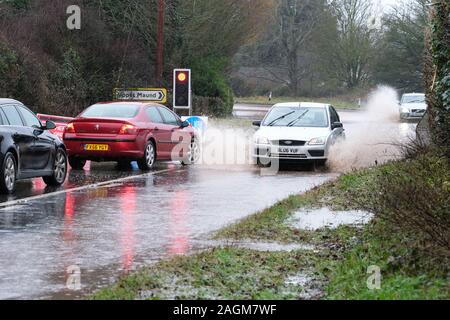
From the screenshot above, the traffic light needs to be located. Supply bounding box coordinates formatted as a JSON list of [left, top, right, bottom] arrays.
[[173, 69, 191, 110]]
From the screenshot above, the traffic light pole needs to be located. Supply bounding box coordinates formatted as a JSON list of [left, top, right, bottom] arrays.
[[155, 0, 164, 85]]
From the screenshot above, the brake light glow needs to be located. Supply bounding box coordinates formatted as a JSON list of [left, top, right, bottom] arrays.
[[65, 123, 75, 133], [119, 124, 137, 135]]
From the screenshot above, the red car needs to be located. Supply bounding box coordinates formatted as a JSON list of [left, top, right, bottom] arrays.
[[63, 102, 200, 170]]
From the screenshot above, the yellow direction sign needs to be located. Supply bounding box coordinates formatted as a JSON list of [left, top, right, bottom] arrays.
[[114, 88, 167, 104]]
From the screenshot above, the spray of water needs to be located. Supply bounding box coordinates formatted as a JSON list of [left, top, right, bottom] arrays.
[[328, 85, 413, 172], [199, 119, 256, 169], [195, 86, 414, 173]]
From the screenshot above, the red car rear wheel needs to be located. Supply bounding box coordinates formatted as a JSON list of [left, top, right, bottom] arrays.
[[137, 141, 156, 170]]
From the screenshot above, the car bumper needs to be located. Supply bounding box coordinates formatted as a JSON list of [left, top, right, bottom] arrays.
[[253, 144, 327, 161], [64, 138, 144, 160], [400, 111, 426, 120]]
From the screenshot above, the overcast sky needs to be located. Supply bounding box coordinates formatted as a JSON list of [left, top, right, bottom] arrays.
[[375, 0, 403, 12]]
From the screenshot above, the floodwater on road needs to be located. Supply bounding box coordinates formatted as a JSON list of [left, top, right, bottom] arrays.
[[0, 165, 334, 299], [0, 162, 144, 204]]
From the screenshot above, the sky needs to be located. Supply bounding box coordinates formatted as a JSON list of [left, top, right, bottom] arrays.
[[375, 0, 404, 12], [379, 0, 399, 6]]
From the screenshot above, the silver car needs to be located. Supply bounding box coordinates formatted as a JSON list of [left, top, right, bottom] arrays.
[[253, 102, 345, 166], [399, 93, 427, 120]]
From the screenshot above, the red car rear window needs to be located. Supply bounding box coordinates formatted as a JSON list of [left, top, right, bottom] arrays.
[[81, 104, 139, 119]]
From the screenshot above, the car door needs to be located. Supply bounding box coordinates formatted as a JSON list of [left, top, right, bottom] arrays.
[[145, 106, 171, 159], [17, 105, 55, 170], [157, 107, 188, 160], [0, 105, 35, 172]]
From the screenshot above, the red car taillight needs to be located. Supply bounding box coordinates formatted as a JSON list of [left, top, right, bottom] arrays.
[[65, 123, 75, 133], [119, 124, 137, 135]]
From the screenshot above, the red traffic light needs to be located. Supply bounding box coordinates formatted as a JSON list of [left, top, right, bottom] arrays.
[[177, 72, 187, 82], [177, 72, 188, 83], [173, 68, 191, 109]]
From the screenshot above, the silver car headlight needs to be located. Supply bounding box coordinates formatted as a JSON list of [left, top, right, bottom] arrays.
[[255, 137, 270, 145], [308, 137, 327, 146], [401, 107, 410, 114]]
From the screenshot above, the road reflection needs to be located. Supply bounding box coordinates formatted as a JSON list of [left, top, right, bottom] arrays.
[[0, 162, 171, 204], [168, 190, 191, 256], [119, 185, 136, 272]]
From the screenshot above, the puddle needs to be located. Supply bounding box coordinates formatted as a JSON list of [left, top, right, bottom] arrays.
[[193, 240, 315, 252], [289, 207, 373, 231], [284, 272, 323, 300], [138, 275, 224, 300], [285, 273, 314, 287]]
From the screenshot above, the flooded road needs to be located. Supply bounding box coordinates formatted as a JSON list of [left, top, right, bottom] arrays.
[[0, 102, 418, 300], [0, 165, 334, 299]]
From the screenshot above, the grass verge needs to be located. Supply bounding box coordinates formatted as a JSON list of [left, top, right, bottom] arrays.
[[322, 222, 449, 300], [235, 96, 360, 109], [92, 248, 322, 300]]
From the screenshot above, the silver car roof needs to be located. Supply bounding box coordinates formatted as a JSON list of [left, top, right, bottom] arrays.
[[272, 102, 329, 108], [402, 93, 425, 97]]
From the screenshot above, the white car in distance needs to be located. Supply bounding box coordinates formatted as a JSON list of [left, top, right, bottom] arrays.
[[399, 93, 427, 121], [253, 102, 345, 167]]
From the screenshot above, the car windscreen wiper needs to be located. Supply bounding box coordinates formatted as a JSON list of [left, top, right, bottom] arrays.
[[405, 100, 425, 104], [266, 111, 296, 126], [287, 110, 309, 127]]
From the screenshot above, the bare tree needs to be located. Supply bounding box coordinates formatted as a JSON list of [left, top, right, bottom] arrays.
[[178, 0, 275, 60], [372, 0, 429, 91], [278, 0, 327, 95], [330, 0, 377, 88], [233, 0, 339, 97]]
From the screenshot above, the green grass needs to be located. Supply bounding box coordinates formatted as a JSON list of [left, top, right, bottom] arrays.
[[92, 248, 318, 300], [235, 96, 360, 109], [320, 222, 449, 300]]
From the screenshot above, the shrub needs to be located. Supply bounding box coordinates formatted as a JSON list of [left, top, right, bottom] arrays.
[[190, 57, 234, 116], [425, 1, 450, 157], [364, 154, 450, 265], [3, 0, 29, 10], [192, 96, 228, 117], [0, 41, 20, 97]]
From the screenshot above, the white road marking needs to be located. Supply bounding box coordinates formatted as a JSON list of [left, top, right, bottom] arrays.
[[0, 168, 175, 209]]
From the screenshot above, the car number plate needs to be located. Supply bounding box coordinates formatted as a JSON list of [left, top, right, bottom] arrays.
[[278, 147, 301, 154], [84, 144, 109, 151]]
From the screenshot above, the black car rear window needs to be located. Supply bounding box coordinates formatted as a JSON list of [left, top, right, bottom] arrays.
[[81, 104, 140, 119]]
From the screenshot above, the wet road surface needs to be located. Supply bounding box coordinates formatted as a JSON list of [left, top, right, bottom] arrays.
[[0, 104, 417, 299], [0, 162, 143, 204]]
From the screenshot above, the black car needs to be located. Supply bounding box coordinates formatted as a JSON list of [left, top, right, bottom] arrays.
[[0, 99, 68, 194]]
